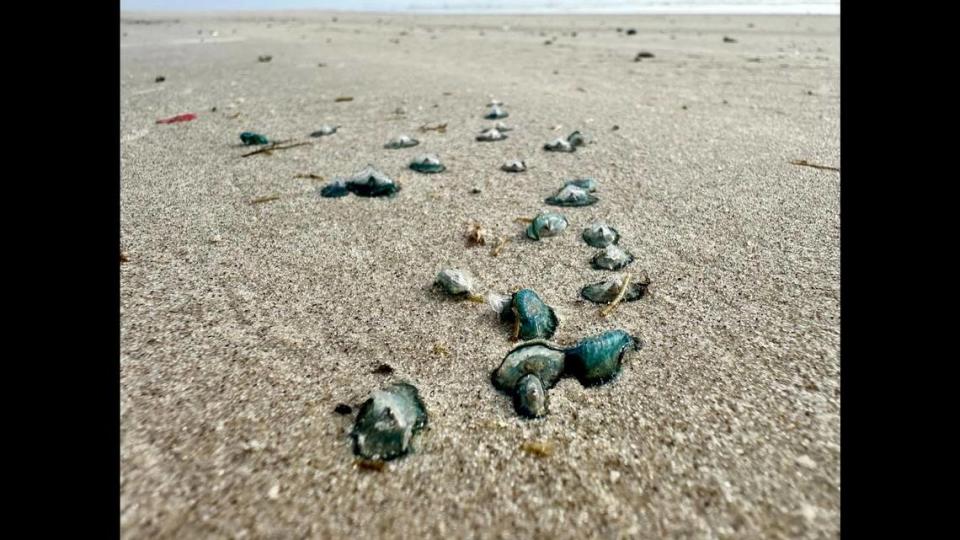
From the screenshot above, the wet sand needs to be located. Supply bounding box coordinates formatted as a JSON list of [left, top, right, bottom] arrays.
[[121, 12, 840, 539]]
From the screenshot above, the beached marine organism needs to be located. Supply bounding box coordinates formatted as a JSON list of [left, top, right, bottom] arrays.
[[494, 121, 513, 132], [320, 166, 399, 198], [501, 160, 527, 173], [347, 166, 399, 197], [591, 245, 635, 270], [567, 131, 588, 148], [240, 132, 269, 145], [310, 125, 339, 137], [499, 289, 559, 341], [435, 269, 482, 301], [258, 55, 272, 62], [544, 131, 588, 152], [564, 329, 640, 386], [485, 292, 512, 316], [477, 128, 508, 142], [526, 212, 568, 240], [582, 222, 620, 248], [319, 180, 349, 198], [545, 184, 598, 207], [485, 105, 508, 119], [351, 382, 428, 461], [635, 51, 655, 61], [409, 154, 446, 173], [543, 137, 573, 152], [384, 135, 420, 149], [488, 100, 504, 107], [515, 374, 548, 418], [566, 178, 598, 192], [492, 340, 565, 418], [580, 271, 650, 304]]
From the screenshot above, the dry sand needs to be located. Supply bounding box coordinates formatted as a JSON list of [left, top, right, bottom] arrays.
[[120, 12, 840, 539]]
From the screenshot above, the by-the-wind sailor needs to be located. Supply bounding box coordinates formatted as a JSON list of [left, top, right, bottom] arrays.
[[544, 131, 587, 152], [486, 292, 513, 316], [384, 135, 420, 149], [494, 121, 513, 132], [350, 382, 428, 461], [543, 138, 573, 152], [515, 374, 548, 418], [477, 128, 508, 142], [435, 268, 478, 298], [492, 340, 565, 418], [582, 222, 620, 248], [501, 160, 526, 172], [485, 105, 509, 119], [565, 178, 598, 192], [564, 329, 640, 386], [409, 154, 446, 173], [320, 166, 399, 198], [319, 180, 349, 198], [580, 271, 651, 304], [591, 244, 635, 270], [545, 184, 598, 207], [499, 288, 559, 341], [526, 212, 568, 240], [240, 131, 269, 145], [310, 125, 339, 137], [567, 130, 588, 148]]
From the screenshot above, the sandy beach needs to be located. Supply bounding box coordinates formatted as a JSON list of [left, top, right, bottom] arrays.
[[120, 12, 840, 538]]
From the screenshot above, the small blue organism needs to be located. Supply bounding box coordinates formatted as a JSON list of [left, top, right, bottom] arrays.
[[591, 245, 635, 270], [351, 382, 428, 461], [582, 222, 619, 248], [526, 212, 568, 240], [564, 329, 640, 386], [409, 154, 446, 174], [240, 131, 269, 145]]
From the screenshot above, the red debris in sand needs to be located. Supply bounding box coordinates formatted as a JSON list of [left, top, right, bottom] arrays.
[[156, 113, 198, 124]]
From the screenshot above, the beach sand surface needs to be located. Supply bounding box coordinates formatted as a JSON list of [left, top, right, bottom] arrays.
[[121, 12, 840, 539]]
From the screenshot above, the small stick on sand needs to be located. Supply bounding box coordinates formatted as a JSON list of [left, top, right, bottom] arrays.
[[335, 96, 354, 102], [599, 273, 632, 318], [789, 159, 840, 172], [511, 317, 521, 341], [295, 173, 325, 180], [491, 237, 510, 257], [250, 195, 280, 205], [514, 217, 534, 224], [419, 123, 447, 133], [242, 141, 312, 158]]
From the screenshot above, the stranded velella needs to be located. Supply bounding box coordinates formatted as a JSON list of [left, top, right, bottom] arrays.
[[435, 269, 482, 301], [320, 166, 400, 198], [384, 135, 420, 149], [351, 382, 428, 461], [564, 329, 640, 386], [501, 160, 527, 173], [310, 125, 339, 137], [485, 105, 509, 119], [580, 271, 651, 304], [498, 288, 560, 341], [591, 244, 635, 270], [240, 131, 269, 145], [545, 184, 598, 207], [409, 154, 446, 173], [526, 212, 568, 240], [492, 340, 566, 418], [477, 128, 508, 142], [582, 222, 620, 248]]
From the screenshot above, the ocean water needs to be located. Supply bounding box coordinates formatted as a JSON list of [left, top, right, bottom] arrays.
[[120, 0, 840, 15]]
